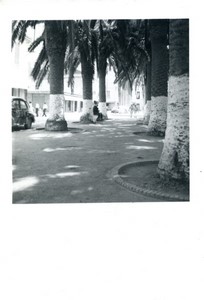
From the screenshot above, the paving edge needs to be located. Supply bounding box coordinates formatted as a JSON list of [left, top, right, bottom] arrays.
[[107, 160, 189, 201], [35, 127, 85, 133]]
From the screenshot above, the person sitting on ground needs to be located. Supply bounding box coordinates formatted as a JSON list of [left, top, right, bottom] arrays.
[[93, 101, 100, 124]]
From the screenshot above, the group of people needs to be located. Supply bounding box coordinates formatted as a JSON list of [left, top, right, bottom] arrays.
[[29, 102, 48, 117], [29, 100, 102, 122], [29, 100, 139, 121], [93, 101, 140, 123], [129, 102, 140, 118]]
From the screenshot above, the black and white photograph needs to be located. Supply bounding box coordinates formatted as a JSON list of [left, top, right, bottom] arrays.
[[11, 18, 189, 203], [0, 1, 204, 300]]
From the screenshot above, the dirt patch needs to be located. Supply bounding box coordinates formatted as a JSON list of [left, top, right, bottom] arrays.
[[119, 161, 189, 200]]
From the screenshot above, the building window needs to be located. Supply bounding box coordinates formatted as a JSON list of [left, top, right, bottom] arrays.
[[68, 101, 71, 111]]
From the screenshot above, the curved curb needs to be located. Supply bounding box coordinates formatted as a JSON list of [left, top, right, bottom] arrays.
[[107, 160, 189, 201], [35, 127, 85, 133]]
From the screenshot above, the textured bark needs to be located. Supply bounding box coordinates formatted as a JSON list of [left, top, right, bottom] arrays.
[[48, 94, 65, 120], [157, 75, 189, 180], [147, 19, 168, 135], [99, 69, 106, 103], [98, 66, 107, 118], [45, 94, 68, 131], [81, 53, 93, 100], [157, 19, 189, 181], [150, 20, 168, 97], [169, 19, 189, 76], [81, 99, 93, 116], [147, 96, 167, 136], [143, 100, 151, 125], [145, 60, 151, 103], [80, 53, 93, 122], [45, 21, 66, 95], [44, 21, 67, 131], [144, 60, 151, 124], [98, 102, 107, 119]]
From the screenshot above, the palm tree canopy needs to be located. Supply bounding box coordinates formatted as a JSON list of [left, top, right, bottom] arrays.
[[107, 19, 149, 90], [12, 19, 150, 92]]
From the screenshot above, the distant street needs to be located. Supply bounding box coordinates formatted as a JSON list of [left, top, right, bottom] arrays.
[[12, 112, 164, 203]]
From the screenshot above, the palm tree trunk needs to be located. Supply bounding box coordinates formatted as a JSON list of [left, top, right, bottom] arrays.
[[147, 19, 168, 136], [44, 21, 67, 131], [158, 19, 189, 181], [80, 53, 93, 122], [98, 63, 108, 119], [144, 60, 151, 124]]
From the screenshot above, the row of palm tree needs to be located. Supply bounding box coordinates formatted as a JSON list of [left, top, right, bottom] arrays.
[[142, 19, 189, 181], [12, 19, 189, 182], [12, 19, 147, 125]]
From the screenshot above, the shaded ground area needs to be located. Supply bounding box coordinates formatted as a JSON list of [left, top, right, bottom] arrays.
[[119, 161, 189, 201], [12, 112, 189, 203]]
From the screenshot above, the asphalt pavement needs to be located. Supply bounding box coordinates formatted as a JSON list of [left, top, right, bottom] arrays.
[[12, 112, 164, 203]]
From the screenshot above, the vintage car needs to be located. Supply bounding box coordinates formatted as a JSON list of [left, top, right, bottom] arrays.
[[12, 97, 35, 130]]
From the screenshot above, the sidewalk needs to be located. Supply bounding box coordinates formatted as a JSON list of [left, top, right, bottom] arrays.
[[12, 112, 188, 203]]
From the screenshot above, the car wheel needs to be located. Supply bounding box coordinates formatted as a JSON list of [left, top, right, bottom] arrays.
[[25, 118, 32, 129]]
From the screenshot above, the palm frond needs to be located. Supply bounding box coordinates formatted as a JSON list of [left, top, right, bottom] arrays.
[[30, 47, 48, 80], [12, 20, 26, 48], [28, 31, 45, 52], [12, 20, 41, 48], [35, 61, 49, 89]]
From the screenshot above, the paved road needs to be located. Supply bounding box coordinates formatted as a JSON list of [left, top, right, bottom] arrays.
[[12, 114, 164, 203]]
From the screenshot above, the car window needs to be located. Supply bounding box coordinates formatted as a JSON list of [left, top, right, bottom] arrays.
[[20, 100, 28, 109], [12, 100, 19, 109]]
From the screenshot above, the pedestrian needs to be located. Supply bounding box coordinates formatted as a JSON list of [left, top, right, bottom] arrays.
[[35, 103, 40, 117], [129, 102, 138, 118], [42, 102, 48, 117], [93, 101, 99, 124]]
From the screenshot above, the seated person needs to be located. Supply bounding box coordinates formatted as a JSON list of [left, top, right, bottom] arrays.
[[93, 101, 103, 123]]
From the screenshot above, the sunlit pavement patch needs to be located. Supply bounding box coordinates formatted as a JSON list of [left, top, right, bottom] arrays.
[[43, 146, 82, 152], [70, 190, 83, 195], [64, 165, 80, 169], [29, 132, 73, 140], [137, 138, 164, 143], [44, 171, 89, 178], [13, 171, 89, 195], [114, 135, 133, 138], [13, 176, 39, 192], [87, 149, 117, 154], [126, 145, 157, 150]]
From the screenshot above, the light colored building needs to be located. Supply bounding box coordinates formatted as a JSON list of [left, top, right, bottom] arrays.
[[11, 38, 31, 99], [12, 24, 145, 113]]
